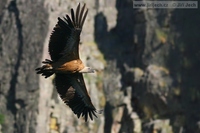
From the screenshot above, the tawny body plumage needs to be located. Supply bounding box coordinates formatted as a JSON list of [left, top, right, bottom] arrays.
[[52, 59, 84, 73]]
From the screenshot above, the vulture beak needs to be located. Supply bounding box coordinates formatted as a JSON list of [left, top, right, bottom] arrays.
[[79, 67, 95, 73]]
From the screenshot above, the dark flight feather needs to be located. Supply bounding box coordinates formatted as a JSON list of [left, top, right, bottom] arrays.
[[55, 73, 97, 121], [48, 3, 88, 62]]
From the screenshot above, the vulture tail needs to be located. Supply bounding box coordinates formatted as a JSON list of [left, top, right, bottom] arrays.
[[35, 59, 54, 78]]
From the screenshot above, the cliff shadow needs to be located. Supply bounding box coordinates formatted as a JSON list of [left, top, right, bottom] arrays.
[[167, 7, 200, 132], [94, 0, 135, 132]]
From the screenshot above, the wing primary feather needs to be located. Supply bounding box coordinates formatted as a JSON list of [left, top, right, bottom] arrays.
[[58, 17, 72, 30], [85, 109, 88, 122], [82, 109, 85, 117], [71, 8, 75, 26], [80, 9, 88, 28], [92, 110, 98, 118], [82, 108, 88, 122], [75, 3, 80, 27], [64, 15, 74, 28], [79, 3, 86, 27], [89, 110, 93, 120], [77, 113, 81, 118]]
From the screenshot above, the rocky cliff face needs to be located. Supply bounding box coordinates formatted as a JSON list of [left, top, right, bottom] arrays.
[[0, 0, 48, 133], [0, 0, 200, 133]]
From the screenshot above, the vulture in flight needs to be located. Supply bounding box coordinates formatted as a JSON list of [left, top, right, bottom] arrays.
[[36, 3, 98, 121]]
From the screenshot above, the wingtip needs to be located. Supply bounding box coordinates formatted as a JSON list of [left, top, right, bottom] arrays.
[[35, 67, 40, 71], [74, 108, 98, 122], [58, 17, 62, 21], [77, 2, 80, 7], [82, 3, 86, 9], [77, 2, 86, 7]]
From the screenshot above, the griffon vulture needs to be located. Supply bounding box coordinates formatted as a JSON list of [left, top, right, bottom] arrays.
[[35, 3, 98, 121]]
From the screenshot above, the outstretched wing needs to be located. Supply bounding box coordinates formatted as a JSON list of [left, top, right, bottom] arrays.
[[54, 73, 97, 121], [49, 3, 88, 62]]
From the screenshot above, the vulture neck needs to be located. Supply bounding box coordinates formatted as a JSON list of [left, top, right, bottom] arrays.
[[79, 67, 95, 73]]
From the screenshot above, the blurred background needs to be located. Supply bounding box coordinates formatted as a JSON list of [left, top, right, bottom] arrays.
[[0, 0, 200, 133]]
